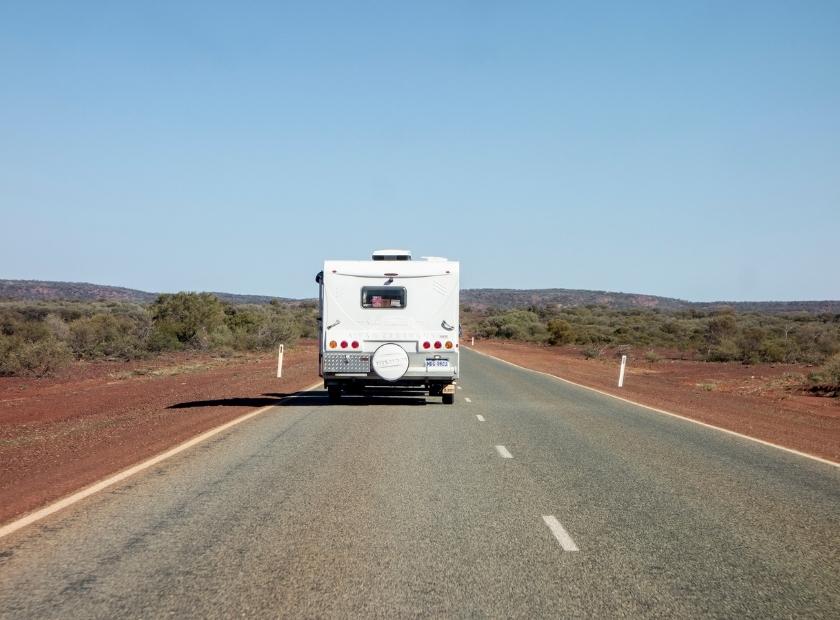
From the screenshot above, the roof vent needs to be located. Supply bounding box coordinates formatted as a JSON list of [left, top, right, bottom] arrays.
[[372, 249, 412, 261]]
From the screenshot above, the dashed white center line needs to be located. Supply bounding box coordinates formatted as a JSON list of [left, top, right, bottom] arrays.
[[465, 397, 472, 403], [457, 386, 462, 390], [542, 515, 579, 551], [495, 445, 513, 459], [476, 414, 486, 422]]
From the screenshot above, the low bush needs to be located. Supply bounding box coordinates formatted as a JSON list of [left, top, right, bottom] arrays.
[[706, 338, 740, 362], [476, 310, 547, 342], [644, 350, 662, 363], [0, 296, 315, 377], [69, 314, 148, 360], [0, 334, 73, 377], [223, 305, 298, 350], [809, 354, 840, 390], [546, 318, 573, 345], [461, 304, 840, 365], [149, 293, 227, 351], [582, 346, 602, 360]]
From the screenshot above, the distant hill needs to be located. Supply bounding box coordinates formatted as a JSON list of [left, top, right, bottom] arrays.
[[462, 288, 682, 311], [460, 288, 840, 314], [2, 279, 837, 314], [0, 280, 303, 306], [0, 280, 157, 303]]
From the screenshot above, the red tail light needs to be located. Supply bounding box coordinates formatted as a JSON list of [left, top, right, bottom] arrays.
[[423, 341, 431, 349], [434, 341, 442, 349], [340, 340, 348, 349], [351, 341, 359, 349]]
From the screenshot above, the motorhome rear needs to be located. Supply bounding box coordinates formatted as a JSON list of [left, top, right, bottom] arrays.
[[316, 250, 459, 403]]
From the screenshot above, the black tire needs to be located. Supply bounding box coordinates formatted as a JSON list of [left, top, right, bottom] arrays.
[[442, 393, 454, 405], [327, 385, 341, 402]]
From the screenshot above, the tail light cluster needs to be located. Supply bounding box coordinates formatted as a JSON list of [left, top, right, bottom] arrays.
[[329, 340, 453, 350]]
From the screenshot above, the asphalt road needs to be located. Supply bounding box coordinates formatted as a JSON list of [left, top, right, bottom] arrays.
[[1, 348, 838, 618]]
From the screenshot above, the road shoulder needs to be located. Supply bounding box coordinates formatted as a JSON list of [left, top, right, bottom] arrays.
[[0, 344, 321, 525]]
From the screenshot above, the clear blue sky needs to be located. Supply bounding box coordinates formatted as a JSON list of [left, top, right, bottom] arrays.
[[2, 1, 838, 301]]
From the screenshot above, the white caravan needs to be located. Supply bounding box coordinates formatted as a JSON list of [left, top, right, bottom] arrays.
[[315, 249, 459, 403]]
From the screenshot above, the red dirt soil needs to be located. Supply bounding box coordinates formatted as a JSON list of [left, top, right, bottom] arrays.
[[0, 342, 320, 525], [470, 340, 840, 464]]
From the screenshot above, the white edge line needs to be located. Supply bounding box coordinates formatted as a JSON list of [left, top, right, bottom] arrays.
[[466, 347, 839, 468], [476, 414, 486, 422], [0, 381, 324, 540], [495, 445, 513, 459], [543, 515, 579, 551]]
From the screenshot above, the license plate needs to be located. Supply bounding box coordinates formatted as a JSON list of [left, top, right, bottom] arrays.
[[426, 359, 450, 368]]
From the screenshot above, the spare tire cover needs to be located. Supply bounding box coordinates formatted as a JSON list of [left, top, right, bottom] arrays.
[[372, 343, 410, 381]]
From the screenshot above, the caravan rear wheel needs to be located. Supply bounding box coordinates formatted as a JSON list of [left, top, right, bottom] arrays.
[[327, 385, 341, 402], [442, 393, 454, 405]]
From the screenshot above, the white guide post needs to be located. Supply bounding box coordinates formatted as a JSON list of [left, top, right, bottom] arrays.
[[277, 344, 285, 378], [471, 336, 475, 346], [618, 354, 627, 388]]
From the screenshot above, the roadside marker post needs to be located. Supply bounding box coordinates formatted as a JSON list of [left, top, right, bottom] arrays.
[[618, 354, 627, 388], [277, 344, 284, 378], [471, 336, 475, 346]]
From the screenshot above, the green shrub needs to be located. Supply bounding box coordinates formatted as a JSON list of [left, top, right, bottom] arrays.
[[255, 309, 297, 348], [582, 346, 602, 359], [547, 319, 573, 345], [207, 324, 235, 349], [477, 310, 546, 342], [69, 314, 147, 359], [222, 305, 299, 350], [287, 302, 318, 339], [706, 314, 737, 343], [644, 350, 662, 363], [810, 354, 840, 389], [759, 338, 787, 363], [738, 326, 766, 364], [146, 324, 182, 351], [0, 334, 72, 377], [0, 335, 22, 375], [44, 314, 70, 341], [706, 337, 740, 362], [149, 293, 226, 350], [458, 302, 840, 365], [0, 298, 312, 376]]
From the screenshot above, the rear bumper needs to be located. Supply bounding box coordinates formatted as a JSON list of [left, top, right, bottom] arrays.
[[322, 351, 458, 383]]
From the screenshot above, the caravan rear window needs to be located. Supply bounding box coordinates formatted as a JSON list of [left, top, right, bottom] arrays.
[[361, 287, 406, 309]]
